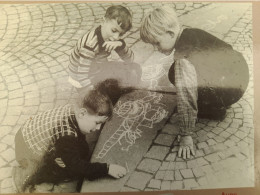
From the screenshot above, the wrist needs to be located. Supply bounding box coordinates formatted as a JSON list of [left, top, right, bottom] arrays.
[[115, 39, 126, 51]]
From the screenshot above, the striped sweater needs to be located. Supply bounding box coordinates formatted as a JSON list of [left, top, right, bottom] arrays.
[[68, 25, 134, 88]]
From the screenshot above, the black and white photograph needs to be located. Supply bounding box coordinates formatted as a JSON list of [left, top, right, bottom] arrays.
[[0, 1, 256, 194]]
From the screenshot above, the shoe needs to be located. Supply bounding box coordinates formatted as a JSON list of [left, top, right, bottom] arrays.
[[12, 166, 32, 193]]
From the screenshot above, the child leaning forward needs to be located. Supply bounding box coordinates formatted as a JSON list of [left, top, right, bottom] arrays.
[[68, 5, 141, 96], [12, 81, 127, 193], [140, 6, 249, 159]]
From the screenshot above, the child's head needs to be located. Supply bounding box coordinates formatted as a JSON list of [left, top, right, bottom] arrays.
[[140, 6, 181, 55], [75, 89, 113, 135], [102, 5, 132, 41]]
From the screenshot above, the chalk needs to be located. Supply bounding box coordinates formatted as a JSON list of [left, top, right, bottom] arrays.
[[125, 162, 129, 173]]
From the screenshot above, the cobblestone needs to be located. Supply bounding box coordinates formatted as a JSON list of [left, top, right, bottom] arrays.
[[145, 146, 169, 161], [154, 134, 175, 147], [126, 172, 153, 190], [137, 158, 161, 174]]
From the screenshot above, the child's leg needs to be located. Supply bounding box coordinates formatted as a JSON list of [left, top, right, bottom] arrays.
[[197, 86, 244, 120]]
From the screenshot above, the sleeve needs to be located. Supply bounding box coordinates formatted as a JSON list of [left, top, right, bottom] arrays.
[[55, 136, 109, 181], [69, 30, 97, 87], [174, 59, 198, 135], [115, 39, 134, 63]]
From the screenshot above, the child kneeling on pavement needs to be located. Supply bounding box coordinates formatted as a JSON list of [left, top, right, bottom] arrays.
[[12, 81, 127, 193], [140, 6, 249, 159]]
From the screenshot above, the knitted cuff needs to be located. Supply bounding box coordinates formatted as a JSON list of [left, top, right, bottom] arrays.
[[115, 39, 126, 52]]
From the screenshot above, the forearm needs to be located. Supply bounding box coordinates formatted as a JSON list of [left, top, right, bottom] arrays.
[[175, 59, 198, 135], [115, 39, 134, 62]]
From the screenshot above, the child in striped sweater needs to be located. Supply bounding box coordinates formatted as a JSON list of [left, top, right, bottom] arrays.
[[68, 5, 141, 95]]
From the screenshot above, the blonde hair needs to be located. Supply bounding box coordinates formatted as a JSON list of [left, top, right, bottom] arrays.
[[140, 6, 180, 44]]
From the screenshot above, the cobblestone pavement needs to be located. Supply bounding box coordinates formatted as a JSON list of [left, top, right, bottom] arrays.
[[0, 2, 254, 193]]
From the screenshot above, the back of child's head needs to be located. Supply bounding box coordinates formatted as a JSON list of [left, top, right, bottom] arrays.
[[81, 89, 113, 118], [95, 79, 134, 105], [140, 6, 180, 44], [105, 5, 132, 32]]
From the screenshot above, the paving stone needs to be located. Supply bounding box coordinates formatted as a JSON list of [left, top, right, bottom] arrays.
[[160, 180, 171, 190], [171, 181, 183, 190], [183, 179, 199, 189], [197, 142, 208, 149], [186, 159, 198, 169], [20, 75, 35, 85], [211, 162, 224, 172], [161, 123, 179, 135], [0, 167, 12, 180], [137, 158, 161, 174], [6, 106, 23, 116], [22, 106, 39, 115], [217, 122, 230, 129], [0, 157, 6, 167], [219, 131, 231, 139], [235, 130, 248, 139], [197, 177, 208, 186], [0, 126, 13, 139], [0, 143, 8, 153], [147, 179, 161, 189], [224, 139, 236, 147], [38, 103, 54, 111], [175, 161, 187, 170], [126, 171, 153, 190], [213, 136, 226, 143], [24, 98, 40, 106], [200, 165, 214, 175], [154, 134, 175, 146], [164, 170, 174, 180], [155, 170, 165, 180], [192, 167, 205, 178], [8, 98, 24, 106], [174, 170, 183, 180], [0, 187, 15, 194], [211, 127, 224, 135], [1, 135, 15, 146], [207, 139, 217, 146], [168, 161, 175, 170], [204, 153, 220, 163], [145, 146, 169, 160], [1, 116, 19, 126], [226, 127, 238, 134], [1, 177, 13, 189], [1, 148, 15, 162], [159, 161, 169, 171], [165, 152, 177, 161], [180, 169, 194, 179]]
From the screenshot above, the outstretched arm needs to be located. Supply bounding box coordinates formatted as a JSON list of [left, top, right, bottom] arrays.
[[55, 136, 126, 180], [173, 59, 198, 159]]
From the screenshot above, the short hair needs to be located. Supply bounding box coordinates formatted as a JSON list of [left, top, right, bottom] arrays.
[[82, 89, 113, 118], [140, 6, 180, 44], [105, 5, 132, 32]]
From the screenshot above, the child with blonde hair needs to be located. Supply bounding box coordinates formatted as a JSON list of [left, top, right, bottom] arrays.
[[140, 6, 249, 159]]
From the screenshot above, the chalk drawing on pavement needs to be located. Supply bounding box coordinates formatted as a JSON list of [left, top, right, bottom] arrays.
[[96, 92, 168, 159], [201, 15, 228, 31]]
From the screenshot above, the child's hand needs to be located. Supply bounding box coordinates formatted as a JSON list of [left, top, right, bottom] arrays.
[[103, 41, 122, 52], [178, 135, 195, 159], [108, 164, 127, 179]]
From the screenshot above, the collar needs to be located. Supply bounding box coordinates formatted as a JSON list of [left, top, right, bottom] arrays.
[[173, 26, 184, 49], [95, 25, 105, 50]]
